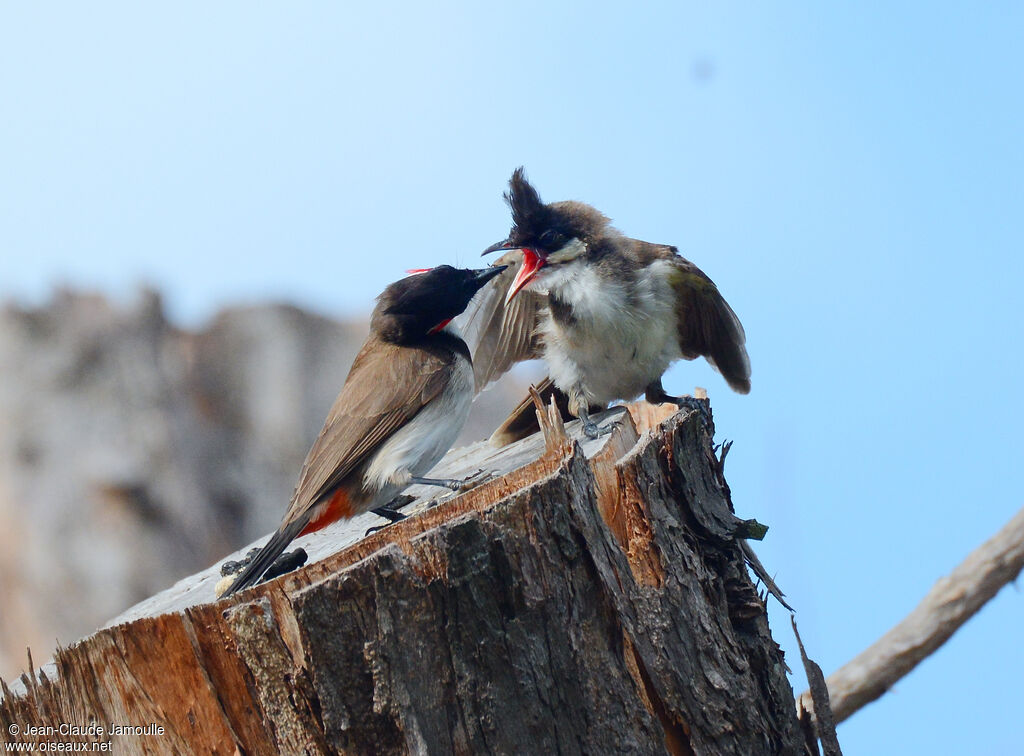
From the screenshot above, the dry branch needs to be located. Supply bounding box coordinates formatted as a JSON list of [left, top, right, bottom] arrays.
[[798, 504, 1024, 724]]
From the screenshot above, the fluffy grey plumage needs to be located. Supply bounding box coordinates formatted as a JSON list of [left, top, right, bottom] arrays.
[[463, 168, 750, 442]]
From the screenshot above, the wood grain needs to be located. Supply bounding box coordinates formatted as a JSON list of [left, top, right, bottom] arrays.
[[2, 403, 801, 755]]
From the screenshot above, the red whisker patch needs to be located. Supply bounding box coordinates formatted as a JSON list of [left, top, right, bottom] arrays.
[[428, 318, 452, 334]]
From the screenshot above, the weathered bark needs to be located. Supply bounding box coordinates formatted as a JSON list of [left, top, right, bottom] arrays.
[[1, 403, 803, 755]]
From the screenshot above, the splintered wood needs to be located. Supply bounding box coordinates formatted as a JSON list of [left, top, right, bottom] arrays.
[[529, 384, 571, 460], [1, 403, 804, 756]]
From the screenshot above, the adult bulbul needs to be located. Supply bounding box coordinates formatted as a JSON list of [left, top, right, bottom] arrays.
[[222, 264, 506, 596], [461, 168, 750, 441]]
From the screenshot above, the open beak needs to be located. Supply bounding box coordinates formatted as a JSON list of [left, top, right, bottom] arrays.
[[505, 249, 545, 304], [482, 239, 514, 256]]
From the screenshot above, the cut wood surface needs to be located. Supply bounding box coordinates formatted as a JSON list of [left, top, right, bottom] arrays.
[[1, 401, 804, 755]]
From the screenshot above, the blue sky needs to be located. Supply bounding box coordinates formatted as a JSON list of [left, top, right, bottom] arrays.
[[3, 3, 1022, 752]]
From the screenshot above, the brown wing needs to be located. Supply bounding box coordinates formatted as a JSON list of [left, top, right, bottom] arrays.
[[660, 246, 751, 394], [281, 336, 459, 525], [454, 250, 545, 392]]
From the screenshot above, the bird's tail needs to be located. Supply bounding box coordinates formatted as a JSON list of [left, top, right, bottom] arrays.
[[222, 516, 309, 597], [703, 294, 752, 395]]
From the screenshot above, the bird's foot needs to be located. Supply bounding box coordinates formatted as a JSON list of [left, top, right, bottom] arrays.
[[582, 418, 612, 439], [648, 383, 713, 434], [411, 470, 492, 492], [645, 381, 714, 432], [365, 520, 400, 536], [365, 495, 415, 535], [568, 392, 611, 440], [454, 469, 492, 491], [410, 475, 463, 490], [370, 506, 408, 524]]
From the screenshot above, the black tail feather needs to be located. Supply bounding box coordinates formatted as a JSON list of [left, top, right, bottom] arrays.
[[222, 517, 309, 597], [709, 297, 751, 395]]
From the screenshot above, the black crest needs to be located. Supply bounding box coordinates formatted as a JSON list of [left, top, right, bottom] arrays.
[[505, 167, 549, 236], [497, 168, 611, 252]]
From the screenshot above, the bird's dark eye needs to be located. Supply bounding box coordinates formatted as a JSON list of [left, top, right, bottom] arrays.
[[539, 229, 564, 250]]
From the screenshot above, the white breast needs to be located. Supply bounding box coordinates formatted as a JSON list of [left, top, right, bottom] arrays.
[[541, 259, 681, 405], [361, 350, 474, 497]]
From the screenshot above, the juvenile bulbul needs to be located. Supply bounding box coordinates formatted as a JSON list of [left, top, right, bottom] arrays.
[[462, 168, 750, 441], [222, 264, 506, 596]]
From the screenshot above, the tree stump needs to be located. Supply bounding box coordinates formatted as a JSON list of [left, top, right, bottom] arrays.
[[1, 402, 803, 755]]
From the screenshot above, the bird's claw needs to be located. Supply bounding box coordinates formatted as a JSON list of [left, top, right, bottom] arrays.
[[365, 513, 404, 536], [455, 469, 492, 491], [364, 472, 493, 535], [670, 395, 714, 433], [582, 419, 612, 439], [365, 497, 414, 536], [645, 382, 714, 434], [411, 470, 492, 492]]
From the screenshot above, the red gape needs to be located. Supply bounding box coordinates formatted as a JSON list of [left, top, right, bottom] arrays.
[[505, 248, 544, 304], [428, 318, 453, 334]]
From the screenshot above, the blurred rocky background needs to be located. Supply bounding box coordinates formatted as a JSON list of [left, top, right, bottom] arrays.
[[0, 290, 530, 680]]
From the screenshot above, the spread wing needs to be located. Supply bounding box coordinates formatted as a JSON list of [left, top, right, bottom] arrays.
[[660, 246, 751, 394], [282, 337, 460, 525], [455, 250, 545, 392]]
